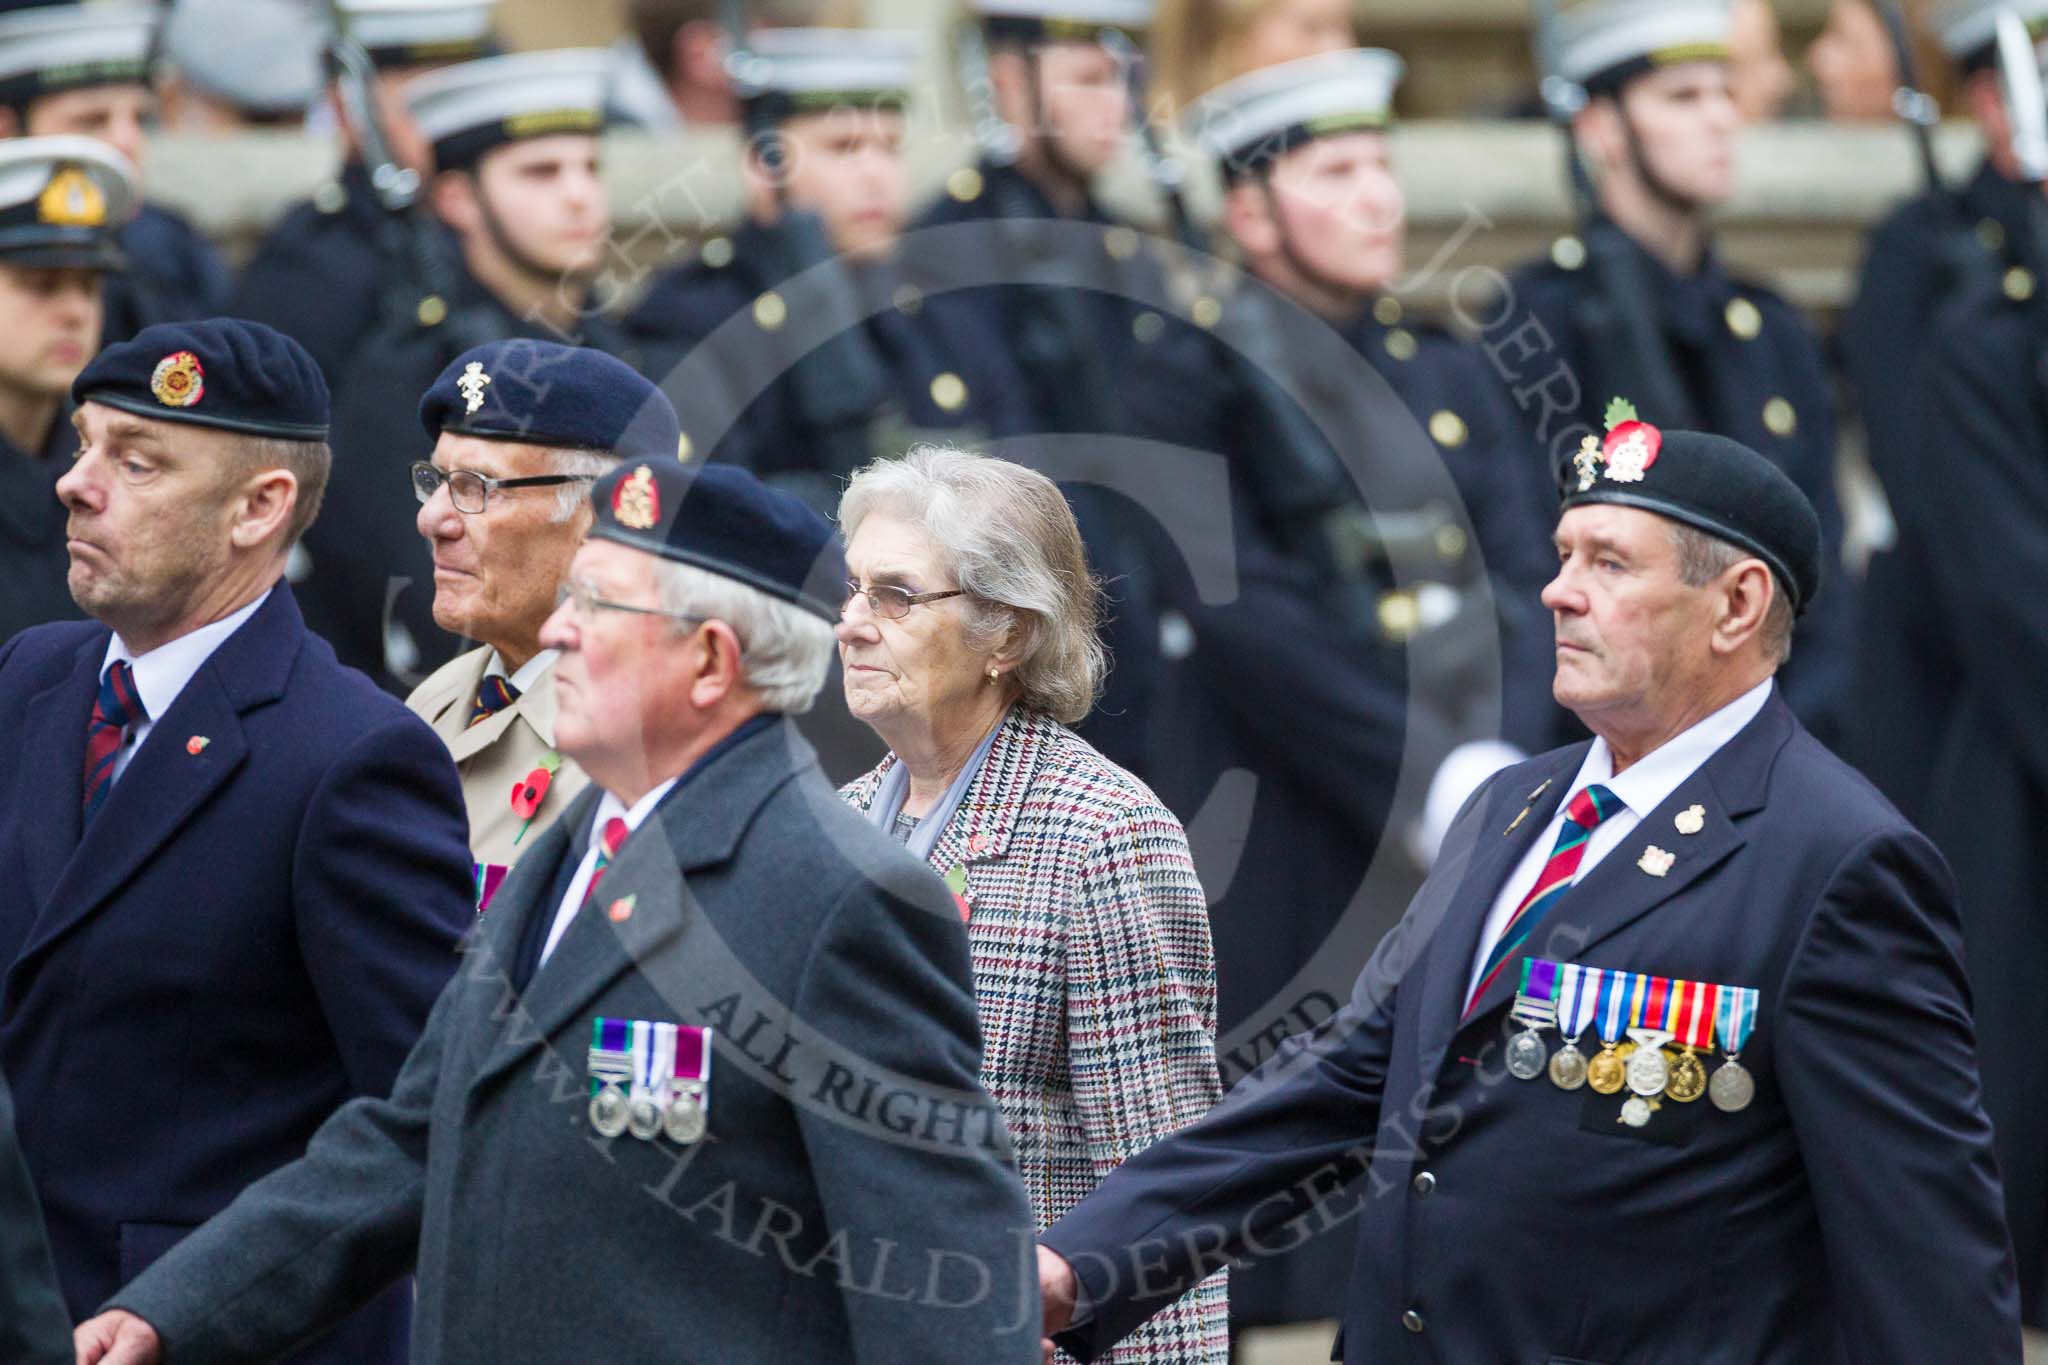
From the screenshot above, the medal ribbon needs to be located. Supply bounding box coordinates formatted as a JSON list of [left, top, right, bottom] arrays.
[[1595, 966, 1628, 1046], [674, 1024, 712, 1084], [590, 1017, 631, 1098], [1510, 958, 1558, 1029], [1674, 980, 1719, 1050], [1556, 962, 1600, 1041], [1716, 984, 1759, 1054]]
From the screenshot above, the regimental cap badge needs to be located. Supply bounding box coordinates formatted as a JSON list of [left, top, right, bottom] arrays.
[[457, 360, 491, 415], [149, 350, 204, 408], [1572, 396, 1663, 491], [38, 165, 105, 227], [613, 463, 659, 530]]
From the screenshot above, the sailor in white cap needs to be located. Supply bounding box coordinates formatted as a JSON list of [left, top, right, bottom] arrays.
[[0, 134, 136, 639], [625, 26, 1029, 510], [301, 44, 630, 694], [0, 1, 226, 342], [156, 0, 325, 133], [226, 0, 501, 389], [1491, 0, 1853, 750]]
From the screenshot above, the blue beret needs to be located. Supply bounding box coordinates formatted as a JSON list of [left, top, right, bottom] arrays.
[[588, 458, 846, 624], [73, 317, 329, 440], [419, 340, 681, 462], [1559, 410, 1821, 613]]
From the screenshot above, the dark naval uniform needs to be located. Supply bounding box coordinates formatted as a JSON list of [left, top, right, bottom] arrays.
[[908, 159, 1173, 777], [300, 261, 631, 694], [0, 411, 81, 642], [1494, 229, 1853, 746], [228, 162, 428, 389], [1836, 159, 2030, 821], [101, 203, 231, 346], [1920, 277, 2048, 1321], [1123, 295, 1558, 1327], [626, 221, 1034, 494]]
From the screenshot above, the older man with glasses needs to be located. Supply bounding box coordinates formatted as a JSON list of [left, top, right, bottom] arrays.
[[403, 340, 683, 902]]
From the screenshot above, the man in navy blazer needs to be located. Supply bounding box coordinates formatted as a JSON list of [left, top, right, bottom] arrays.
[[1037, 418, 2022, 1362], [0, 318, 474, 1363]]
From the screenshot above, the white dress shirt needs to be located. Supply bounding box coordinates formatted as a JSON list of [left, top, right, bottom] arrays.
[[484, 647, 559, 696], [537, 775, 679, 967], [1464, 677, 1775, 1000], [99, 590, 270, 785]]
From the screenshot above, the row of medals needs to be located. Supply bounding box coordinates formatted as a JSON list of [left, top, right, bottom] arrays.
[[1505, 1014, 1754, 1128], [588, 1048, 707, 1145]]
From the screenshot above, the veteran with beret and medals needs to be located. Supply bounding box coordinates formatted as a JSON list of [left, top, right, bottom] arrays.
[[0, 136, 136, 639], [76, 457, 1042, 1365], [1031, 404, 2020, 1364], [403, 340, 682, 901], [303, 44, 630, 695], [0, 316, 475, 1365], [0, 2, 229, 343]]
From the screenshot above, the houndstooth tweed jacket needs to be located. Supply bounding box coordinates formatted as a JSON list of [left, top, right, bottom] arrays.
[[844, 705, 1228, 1364]]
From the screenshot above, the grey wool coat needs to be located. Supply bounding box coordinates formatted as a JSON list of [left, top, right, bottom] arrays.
[[112, 717, 1043, 1364]]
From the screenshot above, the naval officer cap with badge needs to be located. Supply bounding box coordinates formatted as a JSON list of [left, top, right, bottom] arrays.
[[404, 339, 682, 903], [1032, 408, 2020, 1363], [80, 454, 1042, 1365]]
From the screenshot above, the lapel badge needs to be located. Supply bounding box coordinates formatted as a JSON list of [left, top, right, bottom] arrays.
[[607, 894, 637, 923], [185, 735, 210, 755], [966, 832, 989, 857], [1505, 778, 1552, 836], [1638, 845, 1676, 878], [1674, 804, 1705, 836], [457, 360, 491, 414]]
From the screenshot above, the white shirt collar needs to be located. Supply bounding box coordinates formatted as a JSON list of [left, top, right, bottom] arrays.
[[483, 648, 559, 696], [589, 774, 682, 846], [102, 589, 271, 721], [1567, 676, 1775, 819]]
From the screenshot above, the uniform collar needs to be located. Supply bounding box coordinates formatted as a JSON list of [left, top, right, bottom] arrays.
[[102, 588, 272, 722], [1565, 675, 1774, 820]]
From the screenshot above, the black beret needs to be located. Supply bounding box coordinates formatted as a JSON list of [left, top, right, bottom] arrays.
[[419, 340, 681, 461], [1559, 405, 1821, 613], [588, 458, 846, 625], [73, 317, 330, 440]]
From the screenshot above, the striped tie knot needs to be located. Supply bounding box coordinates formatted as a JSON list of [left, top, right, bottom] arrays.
[[582, 817, 631, 908], [469, 675, 521, 727], [82, 659, 148, 821], [1464, 782, 1624, 1017]]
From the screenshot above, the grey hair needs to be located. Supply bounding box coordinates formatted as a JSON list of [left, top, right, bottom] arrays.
[[837, 445, 1106, 725], [549, 447, 619, 522], [225, 434, 331, 545], [1669, 522, 1794, 665], [651, 560, 838, 714]]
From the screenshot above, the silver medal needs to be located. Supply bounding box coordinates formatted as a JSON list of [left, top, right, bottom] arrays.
[[589, 1083, 628, 1139], [1709, 1058, 1755, 1112], [627, 1093, 663, 1141], [1548, 1041, 1588, 1090], [1625, 1044, 1670, 1097], [1619, 1095, 1653, 1128], [664, 1085, 706, 1144], [1505, 1029, 1548, 1080]]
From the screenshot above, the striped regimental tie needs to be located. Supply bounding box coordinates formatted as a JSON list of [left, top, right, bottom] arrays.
[[82, 659, 147, 823], [1464, 783, 1622, 1018]]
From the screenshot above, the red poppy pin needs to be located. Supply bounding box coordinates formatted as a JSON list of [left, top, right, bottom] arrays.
[[1571, 397, 1662, 491], [943, 862, 971, 922], [510, 751, 564, 845], [185, 735, 209, 755]]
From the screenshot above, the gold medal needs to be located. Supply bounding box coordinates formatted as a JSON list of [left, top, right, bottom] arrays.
[[1587, 1043, 1626, 1094], [1665, 1047, 1707, 1102]]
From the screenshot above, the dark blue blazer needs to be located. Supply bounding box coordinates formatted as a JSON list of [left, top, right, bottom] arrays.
[[1045, 690, 2020, 1364], [0, 585, 475, 1363]]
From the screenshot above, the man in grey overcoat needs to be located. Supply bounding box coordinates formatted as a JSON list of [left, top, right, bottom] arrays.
[[77, 457, 1041, 1364]]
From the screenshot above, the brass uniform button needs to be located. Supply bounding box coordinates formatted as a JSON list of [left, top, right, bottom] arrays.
[[1428, 409, 1467, 448], [1384, 327, 1417, 362], [1103, 225, 1140, 260], [1435, 524, 1468, 562], [753, 291, 787, 331], [676, 433, 694, 461], [1724, 297, 1762, 340], [700, 235, 734, 269], [1377, 590, 1420, 641], [1132, 310, 1165, 344], [946, 166, 983, 203], [1978, 218, 2007, 254], [1191, 296, 1221, 328], [1373, 295, 1403, 326], [416, 295, 448, 327], [2004, 266, 2035, 303], [313, 181, 347, 215], [929, 372, 968, 412], [1551, 235, 1586, 271], [1762, 396, 1797, 436], [892, 283, 923, 316]]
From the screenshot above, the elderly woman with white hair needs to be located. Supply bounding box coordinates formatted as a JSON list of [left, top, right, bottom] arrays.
[[836, 447, 1227, 1364]]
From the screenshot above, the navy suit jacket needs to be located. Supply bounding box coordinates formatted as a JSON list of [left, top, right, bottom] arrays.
[[1045, 689, 2020, 1364], [0, 585, 475, 1363]]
